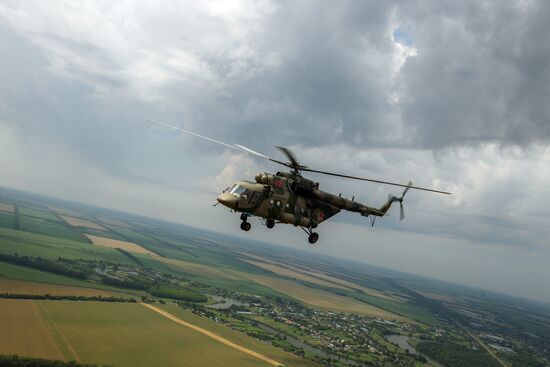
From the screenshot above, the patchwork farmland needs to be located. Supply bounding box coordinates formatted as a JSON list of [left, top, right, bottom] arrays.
[[0, 187, 548, 367]]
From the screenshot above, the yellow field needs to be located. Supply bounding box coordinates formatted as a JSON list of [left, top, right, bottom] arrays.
[[0, 299, 65, 360], [294, 269, 398, 300], [0, 278, 117, 297], [237, 272, 409, 321], [244, 260, 351, 291], [238, 252, 397, 301], [157, 257, 236, 279], [85, 234, 158, 256], [60, 215, 107, 230], [0, 202, 14, 213], [37, 301, 284, 367]]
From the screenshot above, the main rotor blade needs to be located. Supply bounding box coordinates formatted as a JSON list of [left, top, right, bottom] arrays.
[[235, 144, 290, 168], [303, 168, 451, 195], [148, 119, 289, 168], [276, 146, 300, 168], [148, 120, 241, 152]]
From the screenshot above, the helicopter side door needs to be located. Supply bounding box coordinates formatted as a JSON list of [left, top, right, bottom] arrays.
[[265, 177, 288, 220]]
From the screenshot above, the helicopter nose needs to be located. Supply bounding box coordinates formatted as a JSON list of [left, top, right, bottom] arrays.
[[217, 193, 237, 209]]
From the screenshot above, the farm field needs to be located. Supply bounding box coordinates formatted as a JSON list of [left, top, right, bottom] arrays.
[[0, 211, 14, 228], [237, 271, 409, 321], [60, 215, 107, 230], [0, 227, 131, 263], [158, 303, 320, 367], [19, 206, 61, 222], [0, 278, 119, 297], [18, 215, 87, 242], [0, 299, 65, 360], [1, 187, 549, 367], [0, 203, 14, 213], [36, 301, 289, 367], [158, 256, 235, 279], [243, 259, 352, 291], [98, 216, 132, 228], [0, 261, 99, 288], [85, 234, 159, 256], [239, 252, 398, 301]]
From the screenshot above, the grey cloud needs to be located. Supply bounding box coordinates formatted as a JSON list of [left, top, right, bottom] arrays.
[[397, 0, 550, 148]]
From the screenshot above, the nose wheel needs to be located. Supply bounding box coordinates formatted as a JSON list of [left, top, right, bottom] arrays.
[[266, 219, 275, 229]]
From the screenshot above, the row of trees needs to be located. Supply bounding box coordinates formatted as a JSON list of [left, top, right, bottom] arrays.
[[0, 293, 136, 302], [148, 285, 207, 302], [0, 254, 88, 279], [114, 248, 143, 266], [1, 253, 208, 304], [99, 277, 147, 290], [0, 354, 108, 367]]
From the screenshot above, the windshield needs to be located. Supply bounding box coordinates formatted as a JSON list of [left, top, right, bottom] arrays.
[[230, 185, 246, 195]]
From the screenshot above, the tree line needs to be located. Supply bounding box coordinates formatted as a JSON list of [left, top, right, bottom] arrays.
[[0, 293, 136, 302], [0, 253, 88, 279], [0, 354, 109, 367]]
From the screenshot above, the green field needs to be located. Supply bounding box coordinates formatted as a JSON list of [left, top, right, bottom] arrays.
[[19, 206, 62, 222], [159, 304, 319, 367], [36, 301, 296, 367], [0, 261, 128, 294], [0, 211, 14, 228], [0, 227, 131, 263], [1, 187, 548, 367], [18, 216, 88, 242]]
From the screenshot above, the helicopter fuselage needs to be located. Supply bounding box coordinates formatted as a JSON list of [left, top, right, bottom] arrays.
[[216, 171, 392, 243]]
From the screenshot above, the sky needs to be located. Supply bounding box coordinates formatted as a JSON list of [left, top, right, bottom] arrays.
[[1, 0, 550, 303]]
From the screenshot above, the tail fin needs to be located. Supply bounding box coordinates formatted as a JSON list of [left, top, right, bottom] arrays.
[[376, 195, 399, 216], [375, 181, 413, 219]]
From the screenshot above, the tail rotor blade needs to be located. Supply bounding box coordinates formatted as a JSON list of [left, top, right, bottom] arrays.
[[402, 181, 413, 199], [399, 203, 405, 221]]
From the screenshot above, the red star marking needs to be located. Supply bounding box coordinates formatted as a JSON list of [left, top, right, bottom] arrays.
[[317, 211, 325, 221], [274, 179, 284, 188]]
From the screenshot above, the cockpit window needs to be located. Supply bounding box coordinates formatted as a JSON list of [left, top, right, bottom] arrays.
[[230, 185, 246, 195], [229, 185, 253, 200]]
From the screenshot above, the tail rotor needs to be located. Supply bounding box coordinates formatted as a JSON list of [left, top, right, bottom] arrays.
[[397, 181, 412, 221]]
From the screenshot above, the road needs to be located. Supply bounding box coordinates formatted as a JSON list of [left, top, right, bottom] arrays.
[[141, 303, 284, 367]]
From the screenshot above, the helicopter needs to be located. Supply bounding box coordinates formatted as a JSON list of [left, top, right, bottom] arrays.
[[149, 120, 451, 244]]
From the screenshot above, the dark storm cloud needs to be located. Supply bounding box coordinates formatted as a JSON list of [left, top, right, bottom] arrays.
[[396, 0, 550, 148], [143, 0, 550, 152]]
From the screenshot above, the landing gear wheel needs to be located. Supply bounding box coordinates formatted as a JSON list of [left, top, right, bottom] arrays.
[[240, 221, 251, 231], [266, 219, 275, 229], [308, 232, 319, 244]]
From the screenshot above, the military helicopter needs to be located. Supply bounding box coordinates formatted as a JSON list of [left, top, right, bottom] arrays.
[[149, 120, 450, 244]]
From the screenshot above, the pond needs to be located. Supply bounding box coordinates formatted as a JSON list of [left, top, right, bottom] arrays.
[[385, 335, 444, 367], [206, 295, 249, 309], [256, 322, 366, 366]]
